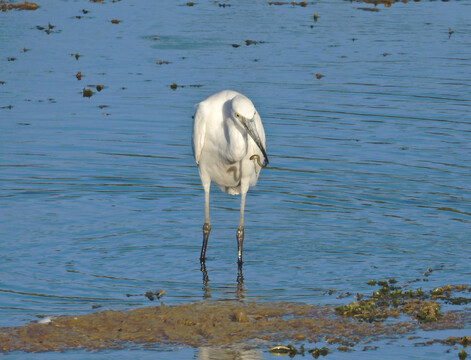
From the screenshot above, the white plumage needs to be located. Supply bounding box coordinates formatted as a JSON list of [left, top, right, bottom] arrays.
[[192, 90, 268, 264]]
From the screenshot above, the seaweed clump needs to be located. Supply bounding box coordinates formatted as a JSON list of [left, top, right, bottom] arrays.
[[336, 282, 469, 324], [0, 1, 38, 11]]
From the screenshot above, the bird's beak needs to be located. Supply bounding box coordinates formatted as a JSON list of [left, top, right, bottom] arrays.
[[244, 118, 269, 166]]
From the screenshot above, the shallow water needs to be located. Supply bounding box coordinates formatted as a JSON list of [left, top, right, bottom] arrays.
[[1, 0, 470, 358]]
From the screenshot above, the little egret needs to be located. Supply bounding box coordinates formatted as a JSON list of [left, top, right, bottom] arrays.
[[192, 90, 268, 264]]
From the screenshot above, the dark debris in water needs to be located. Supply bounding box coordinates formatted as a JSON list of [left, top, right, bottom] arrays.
[[244, 39, 264, 46], [144, 290, 166, 301], [268, 1, 308, 7], [357, 6, 379, 11], [231, 40, 265, 48], [169, 83, 203, 90], [35, 23, 60, 35]]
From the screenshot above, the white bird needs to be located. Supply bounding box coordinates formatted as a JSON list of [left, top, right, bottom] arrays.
[[192, 90, 268, 264]]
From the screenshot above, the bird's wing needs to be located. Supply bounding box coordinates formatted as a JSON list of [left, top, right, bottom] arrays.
[[192, 102, 207, 164]]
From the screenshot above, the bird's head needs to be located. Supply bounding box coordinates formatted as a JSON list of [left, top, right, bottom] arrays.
[[231, 95, 269, 167]]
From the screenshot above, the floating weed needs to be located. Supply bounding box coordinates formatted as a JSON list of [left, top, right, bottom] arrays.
[[82, 89, 93, 98], [0, 2, 39, 11], [111, 19, 120, 24], [448, 27, 454, 39], [335, 280, 469, 324], [309, 346, 329, 358], [335, 299, 386, 322], [449, 297, 471, 305]]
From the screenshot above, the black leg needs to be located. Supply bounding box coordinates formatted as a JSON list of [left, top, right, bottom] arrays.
[[200, 222, 211, 262]]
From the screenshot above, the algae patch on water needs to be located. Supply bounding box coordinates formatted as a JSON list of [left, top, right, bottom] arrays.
[[0, 281, 469, 354], [0, 295, 467, 353], [0, 1, 38, 11]]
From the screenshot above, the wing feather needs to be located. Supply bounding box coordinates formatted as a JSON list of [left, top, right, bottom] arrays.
[[192, 102, 207, 164]]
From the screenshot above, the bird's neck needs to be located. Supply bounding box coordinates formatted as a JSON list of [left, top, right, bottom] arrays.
[[226, 123, 247, 162]]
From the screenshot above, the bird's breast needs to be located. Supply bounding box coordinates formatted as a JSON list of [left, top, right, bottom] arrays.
[[225, 124, 247, 162]]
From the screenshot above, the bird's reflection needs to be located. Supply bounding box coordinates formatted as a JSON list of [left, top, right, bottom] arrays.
[[197, 345, 262, 360], [200, 262, 246, 301], [200, 261, 211, 299], [236, 262, 245, 300]]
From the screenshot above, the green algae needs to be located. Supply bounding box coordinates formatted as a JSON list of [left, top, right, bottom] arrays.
[[336, 281, 469, 324]]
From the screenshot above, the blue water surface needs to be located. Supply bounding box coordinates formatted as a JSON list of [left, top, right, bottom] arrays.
[[1, 0, 470, 359]]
